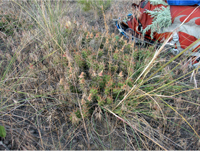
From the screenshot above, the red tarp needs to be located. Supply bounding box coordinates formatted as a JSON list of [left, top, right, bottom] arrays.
[[127, 0, 200, 52]]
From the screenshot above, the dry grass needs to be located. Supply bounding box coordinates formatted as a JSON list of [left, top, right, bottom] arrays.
[[0, 0, 199, 150]]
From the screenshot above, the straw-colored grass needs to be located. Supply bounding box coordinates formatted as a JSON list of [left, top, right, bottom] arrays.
[[0, 0, 199, 150]]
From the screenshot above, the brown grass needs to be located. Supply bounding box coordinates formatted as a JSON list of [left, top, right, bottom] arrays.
[[0, 0, 199, 150]]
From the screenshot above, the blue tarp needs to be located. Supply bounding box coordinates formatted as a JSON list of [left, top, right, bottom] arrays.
[[167, 0, 200, 5]]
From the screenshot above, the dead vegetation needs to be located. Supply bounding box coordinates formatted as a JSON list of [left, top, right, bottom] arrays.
[[0, 0, 199, 150]]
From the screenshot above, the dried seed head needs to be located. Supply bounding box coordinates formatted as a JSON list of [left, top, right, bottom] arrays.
[[59, 78, 65, 85], [131, 42, 135, 48], [120, 47, 124, 52], [105, 32, 110, 38], [106, 38, 109, 44], [120, 36, 124, 41], [69, 74, 73, 79], [1, 17, 5, 23], [94, 107, 102, 121], [29, 63, 34, 70], [70, 112, 80, 124], [86, 32, 90, 39], [95, 33, 99, 38], [92, 71, 96, 77], [115, 48, 119, 53], [108, 46, 112, 51], [79, 72, 85, 78], [124, 40, 127, 45], [65, 21, 71, 28], [87, 93, 92, 101], [118, 71, 123, 77], [112, 37, 116, 43], [98, 70, 103, 77], [79, 78, 85, 84], [90, 32, 93, 39], [81, 99, 86, 105], [63, 53, 67, 57], [64, 83, 69, 91]]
